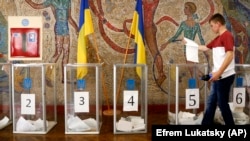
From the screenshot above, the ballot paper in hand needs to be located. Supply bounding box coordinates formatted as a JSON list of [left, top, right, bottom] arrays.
[[184, 37, 199, 62]]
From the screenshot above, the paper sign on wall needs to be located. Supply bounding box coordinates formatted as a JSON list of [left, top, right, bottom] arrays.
[[8, 16, 43, 60]]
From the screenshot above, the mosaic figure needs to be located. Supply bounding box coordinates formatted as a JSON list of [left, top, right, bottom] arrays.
[[25, 0, 78, 83]]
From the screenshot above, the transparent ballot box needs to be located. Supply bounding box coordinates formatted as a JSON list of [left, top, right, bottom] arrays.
[[113, 64, 147, 134], [226, 64, 250, 125], [12, 63, 57, 134], [0, 63, 12, 129], [64, 63, 102, 134], [167, 63, 209, 125]]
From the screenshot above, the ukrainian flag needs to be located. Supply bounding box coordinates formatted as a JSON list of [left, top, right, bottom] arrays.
[[77, 0, 94, 79], [130, 0, 146, 78]]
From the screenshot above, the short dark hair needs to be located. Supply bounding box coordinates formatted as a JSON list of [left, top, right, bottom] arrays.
[[209, 13, 226, 25]]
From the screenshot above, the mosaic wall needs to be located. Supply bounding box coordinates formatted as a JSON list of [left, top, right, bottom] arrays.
[[0, 0, 239, 105]]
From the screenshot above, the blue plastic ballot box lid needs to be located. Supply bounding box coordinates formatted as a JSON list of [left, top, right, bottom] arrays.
[[188, 78, 196, 89], [126, 79, 135, 90]]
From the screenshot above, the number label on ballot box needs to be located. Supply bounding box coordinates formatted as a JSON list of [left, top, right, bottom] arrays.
[[21, 93, 35, 115], [123, 90, 138, 111], [233, 87, 246, 107], [185, 89, 199, 109], [74, 91, 90, 113]]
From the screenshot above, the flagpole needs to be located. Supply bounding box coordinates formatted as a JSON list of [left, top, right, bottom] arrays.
[[77, 0, 115, 116], [116, 0, 144, 111], [116, 32, 133, 107], [91, 32, 118, 116]]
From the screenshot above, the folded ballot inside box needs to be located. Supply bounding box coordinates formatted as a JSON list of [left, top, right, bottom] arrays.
[[67, 115, 97, 132], [16, 116, 48, 132], [0, 116, 9, 129], [168, 111, 204, 125], [214, 102, 250, 125], [116, 116, 145, 132]]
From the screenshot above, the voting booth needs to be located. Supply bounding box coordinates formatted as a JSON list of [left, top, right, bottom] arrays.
[[226, 64, 250, 125], [0, 63, 12, 129], [113, 64, 147, 134], [167, 63, 209, 125], [64, 63, 102, 134], [12, 63, 57, 134]]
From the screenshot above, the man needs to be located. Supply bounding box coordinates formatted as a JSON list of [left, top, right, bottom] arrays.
[[197, 13, 235, 125]]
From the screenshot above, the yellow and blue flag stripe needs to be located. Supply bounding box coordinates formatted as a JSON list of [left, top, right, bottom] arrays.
[[130, 0, 146, 78], [77, 0, 94, 79]]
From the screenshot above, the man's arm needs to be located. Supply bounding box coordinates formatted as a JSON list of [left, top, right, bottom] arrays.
[[198, 45, 210, 51]]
